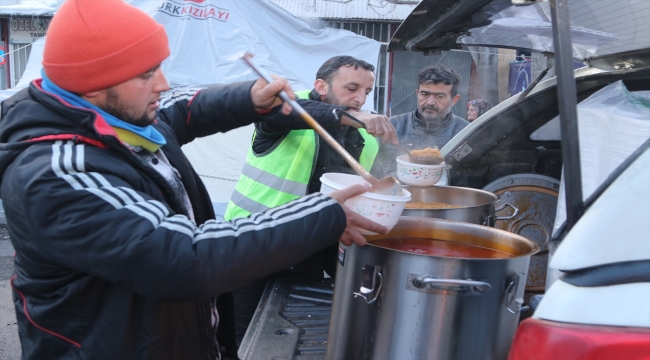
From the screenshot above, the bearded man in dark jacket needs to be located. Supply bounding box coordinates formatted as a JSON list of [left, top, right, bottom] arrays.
[[0, 1, 386, 359], [227, 56, 398, 345], [371, 65, 469, 178]]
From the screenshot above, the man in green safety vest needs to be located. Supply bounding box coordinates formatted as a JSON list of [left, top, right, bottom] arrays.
[[225, 56, 396, 220], [225, 55, 398, 345]]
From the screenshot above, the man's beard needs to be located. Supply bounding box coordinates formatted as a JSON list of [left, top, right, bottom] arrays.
[[418, 103, 452, 122], [323, 84, 360, 109], [104, 89, 153, 127], [323, 87, 343, 107]]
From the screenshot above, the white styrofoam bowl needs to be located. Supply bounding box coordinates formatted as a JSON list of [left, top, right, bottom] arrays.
[[395, 155, 446, 186], [319, 173, 411, 235]]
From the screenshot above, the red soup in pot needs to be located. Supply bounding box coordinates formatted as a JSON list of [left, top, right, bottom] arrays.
[[371, 238, 514, 259]]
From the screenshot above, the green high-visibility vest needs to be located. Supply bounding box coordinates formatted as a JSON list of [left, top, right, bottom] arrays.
[[224, 90, 379, 220]]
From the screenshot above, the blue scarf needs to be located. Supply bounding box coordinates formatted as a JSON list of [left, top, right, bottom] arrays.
[[40, 70, 166, 151]]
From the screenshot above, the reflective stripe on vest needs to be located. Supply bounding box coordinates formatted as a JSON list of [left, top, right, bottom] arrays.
[[224, 129, 316, 220]]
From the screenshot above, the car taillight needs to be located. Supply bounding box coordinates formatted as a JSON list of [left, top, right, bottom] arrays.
[[509, 318, 650, 360]]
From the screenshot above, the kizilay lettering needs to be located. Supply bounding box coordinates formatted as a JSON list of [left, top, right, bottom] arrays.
[[157, 1, 230, 21]]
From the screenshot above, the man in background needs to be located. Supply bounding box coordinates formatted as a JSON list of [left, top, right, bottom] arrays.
[[372, 64, 469, 177]]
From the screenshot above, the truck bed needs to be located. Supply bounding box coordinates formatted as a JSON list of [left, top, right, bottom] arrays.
[[238, 277, 334, 360]]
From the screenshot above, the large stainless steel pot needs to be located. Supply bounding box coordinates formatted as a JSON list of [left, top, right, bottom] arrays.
[[402, 185, 519, 226], [326, 217, 540, 360]]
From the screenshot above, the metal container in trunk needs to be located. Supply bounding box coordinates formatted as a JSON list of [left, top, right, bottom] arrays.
[[402, 185, 518, 226], [326, 217, 539, 360]]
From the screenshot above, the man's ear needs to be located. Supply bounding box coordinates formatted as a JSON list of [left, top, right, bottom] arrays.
[[314, 79, 328, 97], [81, 90, 101, 99], [81, 90, 104, 106], [451, 94, 461, 107]]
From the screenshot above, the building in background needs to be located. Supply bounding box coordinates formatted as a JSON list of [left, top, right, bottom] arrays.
[[0, 0, 61, 90]]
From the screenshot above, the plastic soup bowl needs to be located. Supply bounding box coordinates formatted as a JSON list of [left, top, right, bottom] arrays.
[[319, 172, 411, 235], [396, 155, 445, 186]]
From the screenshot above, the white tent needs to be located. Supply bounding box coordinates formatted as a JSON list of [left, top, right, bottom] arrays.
[[1, 0, 381, 215], [0, 0, 61, 15]]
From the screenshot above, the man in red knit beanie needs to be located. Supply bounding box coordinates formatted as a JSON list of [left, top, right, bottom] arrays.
[[0, 0, 388, 359]]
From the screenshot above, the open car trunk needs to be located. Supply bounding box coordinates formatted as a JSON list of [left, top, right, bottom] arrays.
[[442, 67, 650, 190]]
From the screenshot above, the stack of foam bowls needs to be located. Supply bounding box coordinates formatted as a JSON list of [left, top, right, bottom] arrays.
[[320, 173, 411, 235], [395, 155, 445, 186]]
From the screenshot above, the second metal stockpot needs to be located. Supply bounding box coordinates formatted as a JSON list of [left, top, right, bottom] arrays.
[[401, 185, 519, 226]]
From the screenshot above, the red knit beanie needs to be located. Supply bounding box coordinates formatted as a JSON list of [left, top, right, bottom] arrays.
[[43, 0, 170, 94]]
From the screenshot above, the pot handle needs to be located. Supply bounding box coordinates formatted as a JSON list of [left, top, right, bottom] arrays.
[[353, 264, 383, 304], [495, 203, 519, 221], [505, 273, 529, 314], [410, 275, 491, 295]]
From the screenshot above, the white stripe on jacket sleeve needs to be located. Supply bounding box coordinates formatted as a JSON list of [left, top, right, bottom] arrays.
[[50, 140, 339, 242]]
